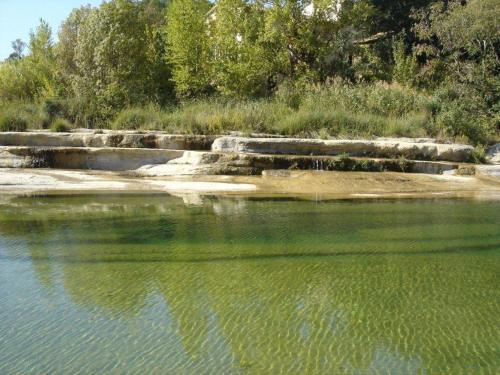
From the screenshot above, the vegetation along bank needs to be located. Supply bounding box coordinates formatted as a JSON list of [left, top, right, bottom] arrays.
[[0, 0, 498, 149]]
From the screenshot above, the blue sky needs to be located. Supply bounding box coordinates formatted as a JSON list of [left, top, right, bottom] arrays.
[[0, 0, 103, 60]]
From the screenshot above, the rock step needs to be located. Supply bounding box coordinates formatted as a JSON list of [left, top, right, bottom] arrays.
[[0, 132, 215, 150], [0, 133, 477, 163], [137, 151, 463, 176], [0, 146, 473, 175], [212, 136, 474, 163], [0, 146, 183, 171]]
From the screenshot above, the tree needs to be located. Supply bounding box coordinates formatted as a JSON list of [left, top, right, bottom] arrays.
[[369, 0, 434, 35], [56, 5, 93, 95], [211, 0, 274, 97], [71, 0, 173, 124], [7, 39, 26, 61], [412, 0, 500, 143], [165, 0, 212, 98], [0, 19, 57, 101], [261, 0, 376, 83]]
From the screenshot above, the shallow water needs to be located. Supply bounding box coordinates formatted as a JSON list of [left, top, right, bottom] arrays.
[[0, 195, 499, 374]]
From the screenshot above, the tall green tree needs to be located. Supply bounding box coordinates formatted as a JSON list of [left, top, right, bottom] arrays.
[[413, 0, 500, 142], [211, 0, 273, 97], [165, 0, 212, 98], [56, 6, 93, 96], [72, 0, 173, 124], [262, 0, 376, 83], [0, 19, 57, 101]]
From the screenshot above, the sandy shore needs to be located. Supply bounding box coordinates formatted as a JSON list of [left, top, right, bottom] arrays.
[[1, 168, 499, 200]]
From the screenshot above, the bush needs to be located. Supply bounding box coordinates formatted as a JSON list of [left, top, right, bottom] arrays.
[[432, 85, 495, 145], [51, 118, 72, 132], [44, 98, 64, 119], [0, 102, 50, 129], [0, 112, 28, 132]]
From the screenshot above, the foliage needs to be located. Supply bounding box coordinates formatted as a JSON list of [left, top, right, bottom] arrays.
[[432, 85, 494, 145], [0, 20, 57, 102], [412, 0, 500, 143], [0, 102, 50, 129], [210, 0, 278, 97], [392, 36, 418, 87], [51, 118, 72, 132], [7, 39, 26, 61], [0, 111, 28, 132], [56, 5, 93, 96], [69, 0, 173, 125], [165, 0, 213, 98], [0, 0, 498, 144], [108, 82, 435, 139]]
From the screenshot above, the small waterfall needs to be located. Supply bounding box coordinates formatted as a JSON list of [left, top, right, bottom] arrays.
[[311, 158, 326, 171]]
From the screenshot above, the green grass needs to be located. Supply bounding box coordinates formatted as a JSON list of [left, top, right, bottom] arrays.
[[154, 83, 435, 139], [0, 112, 28, 132], [0, 102, 49, 131]]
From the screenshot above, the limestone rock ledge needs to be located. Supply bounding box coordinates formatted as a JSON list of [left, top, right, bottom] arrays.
[[137, 151, 460, 177], [0, 132, 215, 150], [0, 147, 183, 171], [212, 137, 474, 162]]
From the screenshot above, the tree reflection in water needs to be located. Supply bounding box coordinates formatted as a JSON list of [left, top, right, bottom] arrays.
[[0, 195, 498, 373]]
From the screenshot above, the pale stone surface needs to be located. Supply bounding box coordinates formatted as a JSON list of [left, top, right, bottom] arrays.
[[476, 165, 500, 177], [137, 150, 460, 176], [0, 146, 183, 171], [375, 137, 441, 144], [0, 132, 215, 150], [149, 180, 257, 192], [0, 168, 257, 194], [0, 145, 470, 176], [212, 137, 474, 162], [486, 143, 500, 164], [137, 151, 214, 176]]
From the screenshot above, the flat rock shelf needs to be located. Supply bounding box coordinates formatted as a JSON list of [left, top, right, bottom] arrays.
[[0, 132, 490, 176]]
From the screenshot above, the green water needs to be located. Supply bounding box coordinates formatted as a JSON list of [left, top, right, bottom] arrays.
[[0, 195, 499, 374]]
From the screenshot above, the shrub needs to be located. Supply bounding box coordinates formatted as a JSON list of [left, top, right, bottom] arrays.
[[392, 36, 418, 87], [431, 86, 494, 145], [51, 118, 72, 132], [469, 146, 486, 164], [0, 112, 28, 132], [44, 98, 64, 119], [0, 102, 51, 129]]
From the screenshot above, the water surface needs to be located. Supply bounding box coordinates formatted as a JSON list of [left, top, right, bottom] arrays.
[[0, 195, 499, 374]]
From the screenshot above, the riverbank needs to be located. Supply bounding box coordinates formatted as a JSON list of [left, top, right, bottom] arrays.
[[1, 168, 500, 201], [1, 131, 499, 200]]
